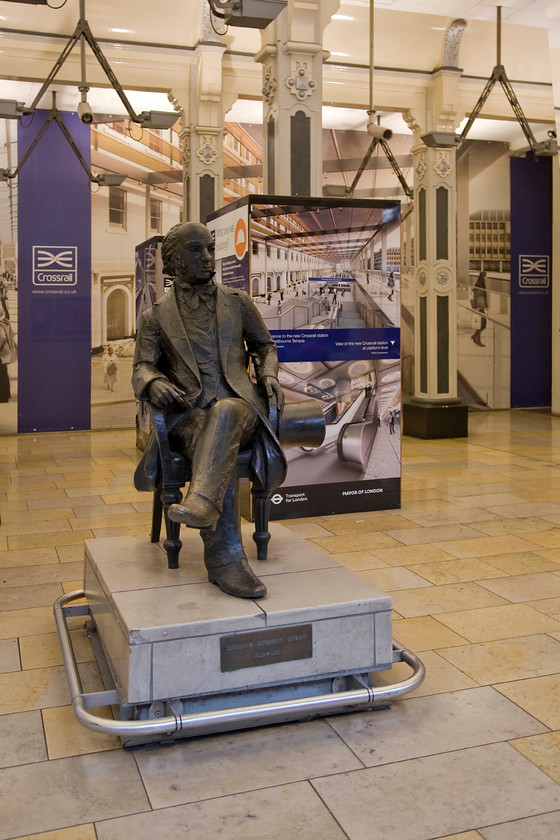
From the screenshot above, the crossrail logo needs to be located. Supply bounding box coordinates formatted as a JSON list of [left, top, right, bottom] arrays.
[[519, 254, 549, 289], [33, 246, 78, 286]]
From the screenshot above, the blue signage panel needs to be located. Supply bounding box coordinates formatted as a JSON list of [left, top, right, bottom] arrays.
[[510, 156, 552, 407], [18, 110, 92, 432], [272, 328, 400, 362]]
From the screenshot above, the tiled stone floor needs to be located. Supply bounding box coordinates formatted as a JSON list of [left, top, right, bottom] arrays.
[[1, 408, 560, 839]]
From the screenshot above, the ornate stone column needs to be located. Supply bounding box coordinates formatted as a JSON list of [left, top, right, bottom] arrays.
[[255, 0, 339, 196], [403, 21, 469, 438], [175, 4, 228, 223]]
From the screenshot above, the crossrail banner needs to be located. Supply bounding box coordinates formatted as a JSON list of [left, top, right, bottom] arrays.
[[18, 110, 92, 432]]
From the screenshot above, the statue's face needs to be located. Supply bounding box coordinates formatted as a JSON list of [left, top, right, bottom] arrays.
[[175, 225, 215, 286]]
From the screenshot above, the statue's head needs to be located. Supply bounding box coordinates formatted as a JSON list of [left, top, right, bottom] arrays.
[[162, 222, 215, 286]]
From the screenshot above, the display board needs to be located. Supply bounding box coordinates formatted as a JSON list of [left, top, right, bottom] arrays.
[[208, 195, 402, 518]]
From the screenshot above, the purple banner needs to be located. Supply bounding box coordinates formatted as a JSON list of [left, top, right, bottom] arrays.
[[18, 109, 92, 432], [510, 155, 552, 407]]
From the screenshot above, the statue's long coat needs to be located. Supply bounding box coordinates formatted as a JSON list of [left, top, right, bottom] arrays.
[[132, 282, 287, 492]]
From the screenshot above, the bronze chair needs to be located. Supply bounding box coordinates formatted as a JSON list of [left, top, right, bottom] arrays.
[[138, 400, 325, 570]]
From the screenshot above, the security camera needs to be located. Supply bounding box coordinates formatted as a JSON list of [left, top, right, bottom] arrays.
[[78, 100, 94, 125], [367, 122, 393, 141]]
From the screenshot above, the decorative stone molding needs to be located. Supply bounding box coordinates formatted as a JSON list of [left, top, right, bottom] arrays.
[[415, 154, 427, 182], [196, 135, 219, 165], [436, 268, 451, 287], [180, 131, 191, 168], [286, 61, 316, 100], [440, 19, 467, 69], [262, 65, 277, 106], [403, 110, 423, 146], [418, 269, 427, 288], [434, 151, 453, 178]]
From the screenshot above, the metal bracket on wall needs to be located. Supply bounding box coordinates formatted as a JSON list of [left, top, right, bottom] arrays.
[[459, 5, 556, 155]]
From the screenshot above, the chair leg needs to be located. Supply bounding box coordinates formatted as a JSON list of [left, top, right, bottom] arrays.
[[251, 487, 271, 561], [151, 491, 163, 543], [161, 487, 183, 569]]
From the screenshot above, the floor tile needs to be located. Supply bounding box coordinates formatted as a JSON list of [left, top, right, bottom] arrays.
[[311, 743, 560, 840], [327, 686, 547, 767], [370, 543, 456, 567], [282, 522, 334, 538], [451, 493, 528, 508], [320, 513, 419, 532], [95, 782, 347, 840], [487, 501, 560, 520], [412, 558, 504, 585], [445, 484, 521, 497], [7, 529, 93, 552], [494, 673, 560, 728], [56, 544, 86, 563], [20, 629, 94, 670], [329, 550, 389, 571], [439, 634, 560, 684], [469, 517, 557, 537], [43, 705, 121, 758], [0, 662, 102, 714], [433, 535, 540, 560], [477, 551, 560, 575], [478, 572, 560, 602], [1, 507, 74, 525], [1, 561, 83, 588], [519, 528, 560, 548], [392, 616, 468, 650], [383, 524, 485, 546], [0, 547, 59, 569], [0, 710, 47, 768], [510, 731, 560, 785], [374, 650, 478, 697], [400, 509, 501, 527], [0, 750, 149, 840], [357, 566, 431, 590], [0, 606, 56, 640], [0, 583, 63, 612], [9, 825, 97, 840], [531, 596, 560, 620], [310, 531, 401, 553], [0, 637, 20, 672], [391, 582, 507, 617], [133, 719, 363, 809], [435, 603, 560, 642], [478, 811, 560, 839]]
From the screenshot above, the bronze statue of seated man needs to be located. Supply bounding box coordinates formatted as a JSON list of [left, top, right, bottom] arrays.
[[132, 222, 286, 600]]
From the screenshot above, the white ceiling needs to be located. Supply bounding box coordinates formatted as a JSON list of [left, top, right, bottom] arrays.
[[0, 0, 558, 242]]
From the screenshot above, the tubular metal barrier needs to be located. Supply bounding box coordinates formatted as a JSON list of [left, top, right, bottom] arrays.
[[54, 590, 426, 742]]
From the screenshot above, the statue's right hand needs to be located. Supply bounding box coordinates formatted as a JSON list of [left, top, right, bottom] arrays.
[[148, 378, 189, 408]]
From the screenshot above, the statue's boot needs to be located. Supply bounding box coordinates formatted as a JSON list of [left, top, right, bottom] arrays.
[[201, 477, 266, 599]]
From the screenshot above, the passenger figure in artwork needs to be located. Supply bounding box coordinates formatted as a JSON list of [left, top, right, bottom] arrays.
[[132, 222, 286, 599]]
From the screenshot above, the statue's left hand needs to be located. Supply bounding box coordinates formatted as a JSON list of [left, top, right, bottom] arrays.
[[262, 375, 285, 415]]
